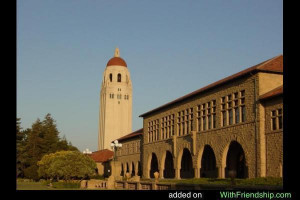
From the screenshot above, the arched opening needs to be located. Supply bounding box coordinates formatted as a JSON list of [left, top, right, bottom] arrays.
[[150, 153, 159, 178], [225, 141, 248, 178], [180, 148, 194, 179], [138, 161, 142, 176], [164, 151, 175, 178], [126, 163, 129, 173], [131, 162, 135, 177], [117, 73, 121, 82], [109, 73, 112, 82], [200, 145, 217, 178], [103, 162, 111, 178], [120, 163, 124, 176]]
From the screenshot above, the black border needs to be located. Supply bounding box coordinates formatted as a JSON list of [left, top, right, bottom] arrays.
[[14, 1, 297, 199]]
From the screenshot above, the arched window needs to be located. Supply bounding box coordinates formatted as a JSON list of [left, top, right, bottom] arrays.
[[109, 73, 112, 82], [118, 73, 121, 82]]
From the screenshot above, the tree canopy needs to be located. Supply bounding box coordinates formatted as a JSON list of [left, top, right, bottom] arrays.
[[16, 114, 79, 180], [37, 151, 97, 180]]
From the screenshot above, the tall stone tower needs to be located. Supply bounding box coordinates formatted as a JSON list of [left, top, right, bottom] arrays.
[[98, 48, 132, 150]]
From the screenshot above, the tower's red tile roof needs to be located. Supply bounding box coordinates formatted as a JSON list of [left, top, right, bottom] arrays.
[[259, 85, 283, 101], [114, 128, 143, 143], [139, 55, 283, 117], [88, 149, 114, 163], [106, 57, 127, 67]]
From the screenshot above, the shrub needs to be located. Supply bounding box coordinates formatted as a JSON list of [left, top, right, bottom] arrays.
[[24, 165, 39, 181], [37, 151, 97, 181], [52, 181, 80, 189], [90, 174, 104, 180]]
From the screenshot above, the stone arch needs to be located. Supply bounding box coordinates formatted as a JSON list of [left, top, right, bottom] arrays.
[[200, 145, 217, 178], [177, 148, 194, 179], [161, 151, 175, 179], [147, 153, 159, 178], [222, 140, 248, 178]]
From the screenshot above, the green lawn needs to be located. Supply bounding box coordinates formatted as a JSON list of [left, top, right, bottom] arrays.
[[17, 182, 56, 190], [16, 181, 85, 190], [158, 177, 283, 186], [17, 177, 283, 190]]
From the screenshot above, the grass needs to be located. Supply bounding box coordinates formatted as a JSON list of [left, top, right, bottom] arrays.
[[17, 177, 283, 190], [17, 180, 84, 190], [17, 182, 57, 190], [152, 177, 283, 186]]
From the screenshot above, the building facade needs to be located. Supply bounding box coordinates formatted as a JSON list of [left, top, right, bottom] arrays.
[[98, 48, 133, 150], [114, 129, 143, 177], [259, 86, 283, 177], [137, 55, 283, 179]]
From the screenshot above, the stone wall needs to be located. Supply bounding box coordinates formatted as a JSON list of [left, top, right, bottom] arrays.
[[262, 97, 283, 177], [115, 137, 142, 177], [142, 72, 283, 179]]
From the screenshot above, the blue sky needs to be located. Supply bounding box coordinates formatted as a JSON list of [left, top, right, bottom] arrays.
[[17, 0, 283, 152]]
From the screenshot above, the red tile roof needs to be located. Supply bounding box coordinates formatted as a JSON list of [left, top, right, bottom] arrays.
[[114, 128, 143, 143], [139, 55, 283, 117], [259, 85, 283, 101], [88, 149, 114, 163], [106, 57, 127, 67]]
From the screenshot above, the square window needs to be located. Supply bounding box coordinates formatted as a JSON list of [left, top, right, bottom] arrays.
[[221, 97, 225, 103], [213, 100, 216, 106], [234, 92, 238, 99], [272, 118, 277, 130], [241, 90, 245, 97], [278, 116, 283, 129], [241, 98, 245, 104], [228, 95, 232, 101]]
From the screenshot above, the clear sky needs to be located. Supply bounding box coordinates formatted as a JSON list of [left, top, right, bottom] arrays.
[[17, 0, 283, 152]]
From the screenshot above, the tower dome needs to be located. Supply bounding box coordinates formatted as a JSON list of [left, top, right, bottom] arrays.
[[106, 48, 127, 67]]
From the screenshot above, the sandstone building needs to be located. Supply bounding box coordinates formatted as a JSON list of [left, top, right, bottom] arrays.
[[113, 54, 283, 180], [94, 50, 283, 180], [98, 48, 133, 150]]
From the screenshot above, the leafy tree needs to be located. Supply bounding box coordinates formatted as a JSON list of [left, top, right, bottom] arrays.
[[17, 114, 79, 179], [23, 165, 39, 181], [16, 127, 31, 178], [38, 151, 97, 181], [41, 113, 60, 154]]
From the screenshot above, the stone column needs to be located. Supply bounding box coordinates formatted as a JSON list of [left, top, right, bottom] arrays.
[[135, 163, 139, 176], [218, 165, 225, 179], [194, 168, 200, 178], [191, 131, 197, 156], [110, 160, 121, 177], [159, 166, 164, 179], [129, 163, 132, 177], [175, 168, 181, 179]]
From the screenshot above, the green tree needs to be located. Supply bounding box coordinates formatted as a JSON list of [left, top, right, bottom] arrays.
[[38, 151, 97, 181], [41, 113, 60, 154], [17, 114, 79, 180]]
